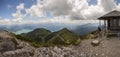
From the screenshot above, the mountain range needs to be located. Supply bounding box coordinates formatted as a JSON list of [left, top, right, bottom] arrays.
[[71, 23, 99, 35], [20, 28, 81, 45], [0, 23, 99, 35]]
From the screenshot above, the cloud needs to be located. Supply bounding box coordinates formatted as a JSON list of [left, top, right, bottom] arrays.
[[69, 0, 119, 20], [1, 0, 120, 26], [69, 0, 103, 20], [100, 0, 117, 12], [25, 0, 73, 18], [16, 3, 24, 10], [25, 5, 45, 17], [42, 0, 73, 16], [14, 0, 120, 20], [12, 3, 26, 22], [0, 16, 99, 26]]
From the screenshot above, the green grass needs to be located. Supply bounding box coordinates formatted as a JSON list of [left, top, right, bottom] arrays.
[[14, 29, 99, 47], [15, 35, 42, 47], [14, 35, 60, 47], [14, 28, 81, 47], [11, 38, 18, 45], [15, 35, 35, 42]]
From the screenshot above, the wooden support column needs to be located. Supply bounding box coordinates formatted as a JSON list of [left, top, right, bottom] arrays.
[[104, 20, 107, 36], [99, 20, 101, 27]]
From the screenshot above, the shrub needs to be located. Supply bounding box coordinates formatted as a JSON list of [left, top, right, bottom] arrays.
[[15, 35, 34, 42]]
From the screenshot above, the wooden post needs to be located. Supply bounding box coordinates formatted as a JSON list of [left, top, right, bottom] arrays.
[[99, 20, 103, 38], [105, 20, 107, 36]]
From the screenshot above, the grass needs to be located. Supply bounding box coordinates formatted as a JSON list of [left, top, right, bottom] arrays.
[[15, 35, 34, 42], [15, 35, 42, 47], [14, 35, 67, 47], [11, 38, 18, 45], [13, 29, 99, 47]]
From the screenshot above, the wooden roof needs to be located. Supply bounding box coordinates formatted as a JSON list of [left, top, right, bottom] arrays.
[[98, 10, 120, 20]]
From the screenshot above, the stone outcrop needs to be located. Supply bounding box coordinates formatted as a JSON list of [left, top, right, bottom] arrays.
[[33, 46, 79, 57], [3, 39, 35, 57], [0, 30, 17, 56], [0, 30, 35, 57]]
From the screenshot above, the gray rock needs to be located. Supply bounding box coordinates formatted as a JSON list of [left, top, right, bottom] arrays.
[[91, 40, 100, 46]]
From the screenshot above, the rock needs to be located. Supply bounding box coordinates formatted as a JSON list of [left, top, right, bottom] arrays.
[[91, 40, 100, 46], [101, 53, 105, 56], [33, 46, 80, 57], [95, 53, 98, 56]]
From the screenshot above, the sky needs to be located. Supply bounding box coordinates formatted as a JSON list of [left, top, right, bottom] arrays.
[[0, 0, 120, 31]]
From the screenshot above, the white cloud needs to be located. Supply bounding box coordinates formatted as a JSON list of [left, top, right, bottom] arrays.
[[0, 17, 98, 26], [69, 0, 118, 20], [16, 3, 24, 10], [42, 0, 72, 16], [116, 3, 120, 10], [14, 0, 120, 20], [12, 3, 26, 21], [25, 0, 72, 17], [100, 0, 117, 12], [1, 0, 120, 26], [25, 5, 45, 17], [12, 11, 23, 19]]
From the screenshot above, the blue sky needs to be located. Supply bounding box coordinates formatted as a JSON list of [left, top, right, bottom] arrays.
[[0, 0, 120, 32], [88, 0, 97, 5]]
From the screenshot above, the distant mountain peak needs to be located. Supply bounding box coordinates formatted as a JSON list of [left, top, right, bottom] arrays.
[[34, 28, 47, 30], [45, 28, 80, 45], [33, 28, 51, 32], [62, 28, 69, 30], [59, 28, 70, 32], [20, 28, 51, 42]]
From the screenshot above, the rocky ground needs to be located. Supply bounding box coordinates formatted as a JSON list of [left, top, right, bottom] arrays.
[[77, 37, 120, 57], [1, 30, 120, 57], [32, 37, 120, 57]]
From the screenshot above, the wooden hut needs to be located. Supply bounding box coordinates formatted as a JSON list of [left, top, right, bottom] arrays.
[[98, 10, 120, 36]]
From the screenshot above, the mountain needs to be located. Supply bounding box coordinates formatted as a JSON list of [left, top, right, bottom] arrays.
[[21, 28, 51, 42], [0, 22, 100, 36], [0, 30, 17, 56], [0, 30, 17, 50], [0, 30, 37, 57], [45, 28, 80, 45], [72, 23, 99, 35]]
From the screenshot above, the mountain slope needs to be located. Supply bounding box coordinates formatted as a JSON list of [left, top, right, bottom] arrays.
[[21, 28, 51, 42], [0, 30, 17, 56], [72, 23, 99, 35], [45, 28, 80, 45]]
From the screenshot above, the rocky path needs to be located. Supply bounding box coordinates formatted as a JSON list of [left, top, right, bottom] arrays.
[[77, 37, 120, 57]]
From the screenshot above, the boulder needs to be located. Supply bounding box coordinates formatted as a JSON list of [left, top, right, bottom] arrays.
[[91, 40, 100, 46]]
